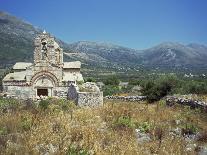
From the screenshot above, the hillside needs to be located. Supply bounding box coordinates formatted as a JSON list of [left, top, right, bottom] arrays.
[[0, 11, 70, 67], [65, 41, 207, 71], [141, 42, 207, 68], [0, 11, 38, 66], [65, 41, 142, 68], [1, 11, 207, 72]]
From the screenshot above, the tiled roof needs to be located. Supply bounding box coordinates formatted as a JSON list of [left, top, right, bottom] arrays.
[[63, 61, 81, 69], [3, 71, 27, 81], [62, 72, 83, 81], [13, 62, 32, 70]]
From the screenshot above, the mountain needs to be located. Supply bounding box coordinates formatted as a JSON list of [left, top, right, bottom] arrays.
[[65, 41, 207, 69], [0, 11, 70, 67], [141, 42, 207, 68], [64, 41, 142, 67], [0, 11, 38, 65], [1, 11, 207, 71]]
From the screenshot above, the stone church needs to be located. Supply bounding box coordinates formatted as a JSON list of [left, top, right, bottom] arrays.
[[2, 31, 84, 99]]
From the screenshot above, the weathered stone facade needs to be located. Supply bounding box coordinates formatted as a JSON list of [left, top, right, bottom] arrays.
[[67, 82, 103, 107], [2, 32, 103, 107], [2, 32, 83, 99]]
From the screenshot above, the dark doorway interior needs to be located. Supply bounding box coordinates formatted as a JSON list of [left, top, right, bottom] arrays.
[[37, 89, 48, 96]]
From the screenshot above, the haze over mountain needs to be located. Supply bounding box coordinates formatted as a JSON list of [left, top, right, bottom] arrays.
[[1, 11, 207, 70]]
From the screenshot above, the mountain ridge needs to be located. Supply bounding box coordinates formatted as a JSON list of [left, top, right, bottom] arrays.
[[0, 11, 207, 71]]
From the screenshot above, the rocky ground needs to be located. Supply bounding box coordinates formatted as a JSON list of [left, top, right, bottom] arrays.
[[0, 98, 207, 154]]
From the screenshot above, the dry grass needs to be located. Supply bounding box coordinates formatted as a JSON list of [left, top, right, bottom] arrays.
[[0, 98, 207, 154]]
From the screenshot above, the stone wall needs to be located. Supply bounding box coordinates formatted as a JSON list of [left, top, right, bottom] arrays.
[[166, 96, 207, 111], [3, 81, 104, 107], [105, 95, 146, 102], [3, 85, 70, 99], [54, 87, 68, 98], [3, 86, 35, 99], [77, 91, 103, 107]]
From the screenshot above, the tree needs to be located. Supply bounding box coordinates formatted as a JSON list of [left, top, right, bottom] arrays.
[[104, 75, 120, 86], [85, 77, 96, 82], [142, 75, 179, 102]]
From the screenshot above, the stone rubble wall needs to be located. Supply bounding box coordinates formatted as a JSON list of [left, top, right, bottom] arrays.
[[56, 91, 67, 98], [166, 96, 207, 111], [3, 86, 69, 99], [55, 87, 68, 98], [105, 95, 146, 102], [3, 86, 35, 99], [3, 83, 104, 107], [77, 91, 103, 107]]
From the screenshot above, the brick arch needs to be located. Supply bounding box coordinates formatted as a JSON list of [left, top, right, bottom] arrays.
[[30, 71, 59, 87]]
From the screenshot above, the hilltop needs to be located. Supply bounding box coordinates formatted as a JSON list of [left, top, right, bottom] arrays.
[[1, 11, 207, 72]]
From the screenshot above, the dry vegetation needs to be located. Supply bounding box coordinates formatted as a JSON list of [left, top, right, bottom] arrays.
[[0, 98, 207, 155]]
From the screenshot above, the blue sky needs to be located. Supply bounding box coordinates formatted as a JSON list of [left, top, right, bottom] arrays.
[[0, 0, 207, 49]]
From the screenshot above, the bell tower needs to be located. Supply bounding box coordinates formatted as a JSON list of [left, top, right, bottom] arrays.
[[34, 31, 63, 67]]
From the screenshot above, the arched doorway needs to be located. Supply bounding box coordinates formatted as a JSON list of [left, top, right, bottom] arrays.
[[30, 72, 59, 97], [34, 77, 54, 96]]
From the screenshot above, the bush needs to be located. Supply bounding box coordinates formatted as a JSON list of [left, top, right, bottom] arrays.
[[20, 115, 32, 131], [142, 75, 178, 102], [104, 75, 120, 86], [128, 79, 140, 86], [0, 98, 21, 112], [59, 99, 76, 111], [85, 77, 96, 82], [113, 116, 135, 129], [66, 145, 89, 155], [38, 99, 50, 111], [184, 81, 207, 94], [103, 85, 120, 96], [77, 80, 84, 85], [136, 121, 152, 133], [0, 126, 7, 135]]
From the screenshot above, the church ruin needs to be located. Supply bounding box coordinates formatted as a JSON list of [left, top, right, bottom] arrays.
[[2, 31, 103, 106]]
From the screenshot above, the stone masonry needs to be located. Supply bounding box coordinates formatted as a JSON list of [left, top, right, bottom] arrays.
[[2, 31, 103, 107]]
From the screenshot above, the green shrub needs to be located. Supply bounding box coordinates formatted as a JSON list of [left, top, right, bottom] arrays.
[[184, 81, 207, 94], [136, 121, 152, 133], [0, 126, 7, 135], [85, 77, 96, 82], [77, 80, 84, 85], [104, 75, 120, 86], [59, 99, 76, 111], [0, 98, 20, 112], [128, 79, 140, 86], [159, 100, 166, 107], [113, 116, 135, 129], [103, 85, 120, 96], [20, 115, 32, 131], [142, 75, 178, 102], [66, 145, 89, 155], [38, 99, 50, 111]]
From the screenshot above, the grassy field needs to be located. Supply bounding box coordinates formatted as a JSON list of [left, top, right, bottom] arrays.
[[0, 98, 207, 155]]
